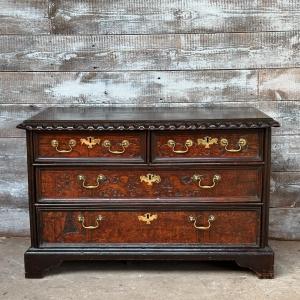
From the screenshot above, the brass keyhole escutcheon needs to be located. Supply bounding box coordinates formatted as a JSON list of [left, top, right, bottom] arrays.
[[140, 174, 161, 186], [197, 136, 218, 149], [138, 213, 158, 224], [80, 136, 101, 149]]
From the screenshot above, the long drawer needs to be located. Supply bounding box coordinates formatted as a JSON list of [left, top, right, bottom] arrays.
[[37, 208, 261, 246], [37, 166, 262, 202]]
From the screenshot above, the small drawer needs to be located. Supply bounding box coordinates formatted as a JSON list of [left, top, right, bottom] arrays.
[[34, 131, 146, 162], [38, 208, 260, 246], [37, 166, 262, 202], [151, 129, 263, 162]]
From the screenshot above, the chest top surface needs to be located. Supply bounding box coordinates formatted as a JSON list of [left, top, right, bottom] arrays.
[[17, 106, 279, 131]]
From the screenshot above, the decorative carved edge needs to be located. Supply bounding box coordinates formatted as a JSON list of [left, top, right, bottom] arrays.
[[17, 120, 280, 131]]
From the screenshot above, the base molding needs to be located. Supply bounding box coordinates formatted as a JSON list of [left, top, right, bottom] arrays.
[[24, 246, 274, 279]]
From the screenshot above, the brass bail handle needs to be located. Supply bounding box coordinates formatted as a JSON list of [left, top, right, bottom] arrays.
[[78, 215, 103, 230], [77, 174, 106, 189], [167, 139, 193, 154], [189, 215, 216, 230], [102, 139, 130, 154], [220, 138, 247, 153], [51, 139, 76, 153], [192, 174, 221, 189]]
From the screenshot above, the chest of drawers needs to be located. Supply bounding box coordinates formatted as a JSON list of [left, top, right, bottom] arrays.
[[17, 107, 279, 278]]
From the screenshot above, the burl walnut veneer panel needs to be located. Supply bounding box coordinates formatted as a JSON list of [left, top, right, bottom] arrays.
[[152, 129, 263, 162], [38, 167, 262, 202], [39, 210, 260, 245], [35, 131, 146, 162]]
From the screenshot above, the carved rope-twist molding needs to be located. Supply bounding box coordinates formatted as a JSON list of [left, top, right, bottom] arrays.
[[16, 120, 280, 131]]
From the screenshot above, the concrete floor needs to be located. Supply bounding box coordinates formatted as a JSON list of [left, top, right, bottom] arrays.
[[0, 238, 299, 300]]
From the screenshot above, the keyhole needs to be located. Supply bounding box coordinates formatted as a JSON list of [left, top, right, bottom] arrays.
[[146, 213, 150, 219]]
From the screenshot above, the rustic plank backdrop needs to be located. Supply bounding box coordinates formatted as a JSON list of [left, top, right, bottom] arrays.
[[0, 0, 299, 239]]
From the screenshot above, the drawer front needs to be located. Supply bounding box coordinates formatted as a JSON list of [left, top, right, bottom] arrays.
[[38, 209, 260, 246], [152, 129, 263, 162], [34, 131, 146, 162], [38, 167, 262, 202]]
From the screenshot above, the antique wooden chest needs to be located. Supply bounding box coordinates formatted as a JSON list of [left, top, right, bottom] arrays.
[[17, 107, 279, 278]]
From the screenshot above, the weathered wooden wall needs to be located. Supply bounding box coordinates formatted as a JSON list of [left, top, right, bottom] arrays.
[[0, 0, 299, 239]]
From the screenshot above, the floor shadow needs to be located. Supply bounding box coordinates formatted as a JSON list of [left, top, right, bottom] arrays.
[[48, 260, 253, 277]]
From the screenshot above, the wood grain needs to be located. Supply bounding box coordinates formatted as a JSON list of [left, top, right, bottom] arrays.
[[38, 167, 262, 201], [49, 0, 300, 34], [1, 0, 299, 241], [259, 68, 300, 101], [2, 100, 299, 137], [269, 208, 300, 240], [0, 138, 27, 209], [36, 131, 146, 161], [0, 0, 49, 34], [254, 101, 300, 136], [0, 208, 29, 236], [270, 172, 300, 208], [1, 137, 298, 240], [3, 138, 299, 206], [0, 71, 257, 104], [39, 209, 260, 244], [0, 105, 42, 138], [153, 130, 262, 161], [272, 135, 300, 172], [0, 32, 299, 71]]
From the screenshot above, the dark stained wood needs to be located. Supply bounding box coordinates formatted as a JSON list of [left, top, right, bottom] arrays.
[[17, 106, 279, 130], [152, 129, 263, 162], [24, 246, 274, 278], [39, 209, 260, 245], [1, 101, 298, 138], [235, 252, 274, 279], [18, 106, 277, 278], [24, 252, 63, 279], [35, 131, 146, 162], [38, 167, 262, 202], [0, 0, 297, 255]]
